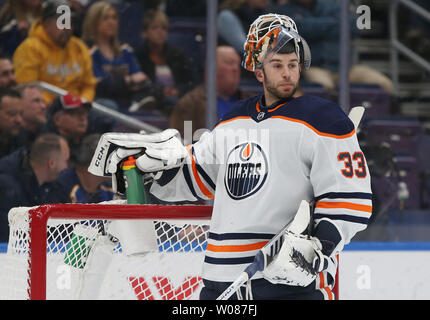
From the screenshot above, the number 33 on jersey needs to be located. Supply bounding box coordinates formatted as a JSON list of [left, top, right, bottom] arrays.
[[338, 151, 367, 178]]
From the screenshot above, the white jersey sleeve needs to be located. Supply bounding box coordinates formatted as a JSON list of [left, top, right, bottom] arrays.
[[149, 131, 219, 202], [301, 118, 372, 255]]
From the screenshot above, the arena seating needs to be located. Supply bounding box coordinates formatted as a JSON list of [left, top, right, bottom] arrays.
[[349, 84, 392, 118]]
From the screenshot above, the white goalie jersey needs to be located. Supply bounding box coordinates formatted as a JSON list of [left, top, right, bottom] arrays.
[[150, 94, 372, 285]]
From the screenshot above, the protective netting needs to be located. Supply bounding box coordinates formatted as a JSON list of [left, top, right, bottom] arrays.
[[0, 203, 210, 300]]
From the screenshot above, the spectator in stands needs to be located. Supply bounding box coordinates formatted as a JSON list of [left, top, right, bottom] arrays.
[[169, 45, 246, 142], [16, 83, 47, 147], [0, 88, 23, 158], [0, 53, 17, 89], [82, 1, 154, 111], [58, 133, 116, 203], [0, 133, 69, 242], [0, 0, 43, 56], [135, 9, 197, 115], [13, 0, 97, 105], [274, 0, 394, 94], [217, 0, 271, 54], [45, 93, 92, 164]]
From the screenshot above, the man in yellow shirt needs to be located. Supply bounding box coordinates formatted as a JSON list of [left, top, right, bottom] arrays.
[[13, 0, 96, 105]]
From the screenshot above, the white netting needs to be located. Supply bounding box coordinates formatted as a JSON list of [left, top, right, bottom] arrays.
[[0, 202, 210, 300]]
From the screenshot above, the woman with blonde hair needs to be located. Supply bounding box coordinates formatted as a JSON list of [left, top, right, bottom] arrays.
[[82, 1, 152, 110]]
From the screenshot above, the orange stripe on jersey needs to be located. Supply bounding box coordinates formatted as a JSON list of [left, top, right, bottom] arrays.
[[256, 100, 288, 113], [319, 272, 325, 288], [316, 201, 372, 213], [215, 116, 252, 128], [267, 103, 288, 113], [206, 241, 268, 252], [271, 116, 355, 139], [186, 145, 214, 199]]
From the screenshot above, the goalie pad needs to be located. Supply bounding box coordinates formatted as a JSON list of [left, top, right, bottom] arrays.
[[106, 219, 158, 256], [262, 231, 323, 287], [75, 235, 116, 299]]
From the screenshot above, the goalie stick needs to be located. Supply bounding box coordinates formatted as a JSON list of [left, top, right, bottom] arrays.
[[348, 106, 365, 131], [216, 106, 365, 300]]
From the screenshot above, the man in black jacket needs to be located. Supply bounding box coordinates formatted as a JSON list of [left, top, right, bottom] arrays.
[[0, 133, 69, 242]]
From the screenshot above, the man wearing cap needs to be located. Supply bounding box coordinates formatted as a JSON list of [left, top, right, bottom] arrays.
[[46, 93, 91, 163], [12, 0, 97, 105]]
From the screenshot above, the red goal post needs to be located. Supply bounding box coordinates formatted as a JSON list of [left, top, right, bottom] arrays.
[[1, 202, 212, 300]]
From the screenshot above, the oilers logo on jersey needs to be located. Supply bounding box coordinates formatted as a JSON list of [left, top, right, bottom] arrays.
[[224, 142, 268, 200]]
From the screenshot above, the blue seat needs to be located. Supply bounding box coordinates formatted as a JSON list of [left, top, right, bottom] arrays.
[[370, 156, 420, 213], [416, 133, 430, 172], [167, 17, 206, 77], [415, 134, 430, 208], [394, 155, 421, 210], [421, 172, 430, 209], [301, 83, 331, 100], [112, 110, 169, 133], [361, 117, 424, 156], [371, 174, 399, 213], [349, 84, 392, 117]]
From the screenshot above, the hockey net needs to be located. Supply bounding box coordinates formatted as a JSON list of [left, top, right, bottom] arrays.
[[0, 201, 339, 300], [0, 201, 212, 300]]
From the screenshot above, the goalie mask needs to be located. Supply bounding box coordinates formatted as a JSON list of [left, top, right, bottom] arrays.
[[242, 13, 311, 72]]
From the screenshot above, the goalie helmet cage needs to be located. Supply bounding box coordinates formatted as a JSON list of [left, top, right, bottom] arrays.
[[0, 203, 339, 300]]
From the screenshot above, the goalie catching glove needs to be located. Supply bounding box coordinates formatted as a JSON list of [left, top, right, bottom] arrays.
[[262, 230, 332, 287], [88, 129, 187, 194]]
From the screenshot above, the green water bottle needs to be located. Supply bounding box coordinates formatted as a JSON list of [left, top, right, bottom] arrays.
[[117, 156, 158, 255], [64, 223, 97, 269], [64, 157, 148, 269], [122, 156, 147, 204], [64, 157, 147, 268]]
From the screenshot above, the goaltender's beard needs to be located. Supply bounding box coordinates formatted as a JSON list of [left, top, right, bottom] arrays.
[[262, 68, 298, 103]]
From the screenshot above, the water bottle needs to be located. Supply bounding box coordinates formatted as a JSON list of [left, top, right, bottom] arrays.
[[122, 156, 147, 204], [64, 157, 148, 268], [113, 156, 158, 255], [64, 223, 98, 269]]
